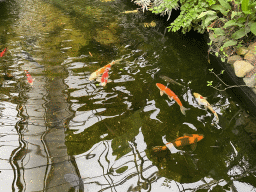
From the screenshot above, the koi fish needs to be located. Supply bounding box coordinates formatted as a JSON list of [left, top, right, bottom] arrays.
[[160, 75, 185, 87], [156, 83, 189, 115], [0, 47, 7, 57], [101, 68, 109, 86], [25, 70, 34, 86], [89, 59, 121, 81], [152, 134, 204, 152], [193, 92, 219, 123]]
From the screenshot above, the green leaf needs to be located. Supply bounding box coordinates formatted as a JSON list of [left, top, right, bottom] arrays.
[[231, 12, 242, 19], [250, 22, 256, 36], [241, 0, 249, 13], [221, 57, 225, 62], [223, 20, 243, 28], [214, 28, 225, 36], [232, 27, 250, 39], [204, 15, 218, 27], [218, 0, 231, 10], [222, 40, 237, 48], [211, 5, 228, 16], [215, 52, 219, 57], [198, 11, 216, 19]]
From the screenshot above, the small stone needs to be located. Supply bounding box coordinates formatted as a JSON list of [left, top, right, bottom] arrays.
[[236, 47, 249, 56], [244, 51, 256, 65], [227, 55, 242, 65], [248, 42, 256, 52], [234, 60, 254, 77], [243, 74, 256, 87]]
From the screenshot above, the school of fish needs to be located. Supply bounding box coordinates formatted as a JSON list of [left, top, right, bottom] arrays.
[[1, 46, 218, 157], [152, 75, 220, 153]]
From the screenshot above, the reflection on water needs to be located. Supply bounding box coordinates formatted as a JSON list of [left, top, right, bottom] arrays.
[[0, 0, 256, 191]]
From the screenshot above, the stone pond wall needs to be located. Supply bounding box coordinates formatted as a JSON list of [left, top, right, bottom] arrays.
[[227, 42, 256, 94]]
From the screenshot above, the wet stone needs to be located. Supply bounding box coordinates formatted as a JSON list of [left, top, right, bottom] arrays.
[[234, 60, 254, 77], [243, 74, 256, 87], [244, 51, 256, 65], [227, 55, 242, 65], [248, 42, 256, 52], [236, 46, 249, 56]]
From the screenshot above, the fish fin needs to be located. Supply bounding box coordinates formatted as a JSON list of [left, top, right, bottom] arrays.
[[168, 96, 173, 101], [180, 106, 190, 116], [190, 142, 197, 151], [160, 91, 164, 96], [204, 105, 208, 110], [152, 146, 166, 152], [96, 77, 101, 82], [166, 142, 174, 150]]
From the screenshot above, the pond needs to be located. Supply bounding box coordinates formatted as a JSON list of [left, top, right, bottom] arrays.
[[1, 0, 256, 191]]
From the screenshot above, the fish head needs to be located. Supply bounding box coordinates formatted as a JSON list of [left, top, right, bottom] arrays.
[[193, 92, 200, 98], [156, 83, 165, 90], [193, 134, 204, 142]]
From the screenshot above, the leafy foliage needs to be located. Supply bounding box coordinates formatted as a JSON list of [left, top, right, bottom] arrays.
[[132, 0, 256, 60]]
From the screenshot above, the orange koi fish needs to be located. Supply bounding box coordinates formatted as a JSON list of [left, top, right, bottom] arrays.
[[0, 47, 7, 57], [153, 134, 204, 152], [193, 92, 219, 123], [25, 70, 34, 86], [156, 83, 189, 115], [101, 68, 109, 86], [89, 59, 121, 81]]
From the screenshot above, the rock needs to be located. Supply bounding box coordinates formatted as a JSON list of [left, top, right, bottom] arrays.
[[244, 51, 256, 65], [236, 47, 249, 56], [227, 55, 242, 65], [243, 74, 256, 87], [234, 60, 254, 77], [248, 42, 256, 52]]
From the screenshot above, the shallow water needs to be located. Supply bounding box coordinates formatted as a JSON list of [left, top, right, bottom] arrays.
[[1, 0, 256, 191]]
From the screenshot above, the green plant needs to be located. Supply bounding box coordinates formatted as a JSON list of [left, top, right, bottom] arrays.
[[207, 69, 254, 91]]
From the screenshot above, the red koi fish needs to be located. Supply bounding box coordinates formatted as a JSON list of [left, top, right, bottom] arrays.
[[156, 83, 189, 115], [153, 134, 204, 152], [101, 68, 109, 86], [0, 47, 7, 57], [89, 59, 121, 81], [25, 70, 34, 86]]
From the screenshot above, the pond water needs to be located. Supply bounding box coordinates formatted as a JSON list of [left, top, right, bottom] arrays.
[[1, 0, 256, 191]]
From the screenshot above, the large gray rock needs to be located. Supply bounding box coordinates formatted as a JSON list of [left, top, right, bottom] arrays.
[[234, 60, 254, 77]]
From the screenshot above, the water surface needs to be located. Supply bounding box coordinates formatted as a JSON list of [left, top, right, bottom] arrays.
[[0, 0, 256, 191]]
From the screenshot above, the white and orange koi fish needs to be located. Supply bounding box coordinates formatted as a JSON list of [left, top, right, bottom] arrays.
[[89, 59, 121, 81], [193, 92, 219, 123], [156, 83, 189, 115]]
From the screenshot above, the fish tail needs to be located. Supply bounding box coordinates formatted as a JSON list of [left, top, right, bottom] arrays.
[[152, 146, 167, 152], [180, 106, 190, 116]]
